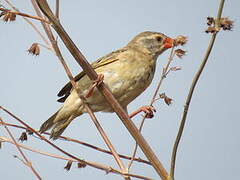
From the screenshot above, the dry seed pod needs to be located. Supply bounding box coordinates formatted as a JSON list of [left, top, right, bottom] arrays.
[[2, 11, 16, 22], [175, 49, 186, 58], [64, 160, 73, 171], [159, 93, 173, 106], [220, 17, 233, 30], [28, 43, 40, 56], [174, 35, 188, 46], [18, 132, 27, 142]]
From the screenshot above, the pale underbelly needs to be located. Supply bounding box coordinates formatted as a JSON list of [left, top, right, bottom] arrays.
[[84, 67, 153, 112]]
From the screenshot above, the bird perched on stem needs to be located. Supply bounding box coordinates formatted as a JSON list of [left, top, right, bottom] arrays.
[[40, 31, 174, 139]]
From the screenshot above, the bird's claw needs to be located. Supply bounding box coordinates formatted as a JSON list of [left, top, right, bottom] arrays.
[[85, 74, 104, 98], [140, 106, 156, 118], [93, 74, 104, 86], [129, 105, 156, 118]]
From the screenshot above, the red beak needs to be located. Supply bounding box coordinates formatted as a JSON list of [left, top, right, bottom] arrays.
[[163, 37, 174, 49]]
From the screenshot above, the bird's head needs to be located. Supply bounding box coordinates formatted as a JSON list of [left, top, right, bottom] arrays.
[[127, 31, 174, 58]]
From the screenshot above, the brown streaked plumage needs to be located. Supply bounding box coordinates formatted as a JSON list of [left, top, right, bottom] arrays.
[[39, 31, 174, 139]]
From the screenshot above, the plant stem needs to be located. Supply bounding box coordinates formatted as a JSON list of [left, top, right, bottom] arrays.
[[169, 0, 225, 179], [0, 118, 42, 180]]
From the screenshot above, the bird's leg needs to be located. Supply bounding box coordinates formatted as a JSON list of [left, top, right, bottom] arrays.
[[129, 106, 156, 118], [85, 74, 104, 98]]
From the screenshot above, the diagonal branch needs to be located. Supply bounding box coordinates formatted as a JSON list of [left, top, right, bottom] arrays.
[[0, 120, 151, 165], [34, 1, 168, 179], [170, 0, 226, 179], [0, 7, 49, 23], [128, 47, 176, 170], [0, 118, 42, 180], [0, 136, 152, 180], [0, 106, 130, 178], [31, 1, 130, 179], [55, 0, 59, 19], [3, 0, 51, 47]]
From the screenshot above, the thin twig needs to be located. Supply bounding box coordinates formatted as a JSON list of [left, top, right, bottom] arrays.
[[0, 7, 49, 23], [0, 106, 132, 178], [3, 0, 51, 47], [0, 118, 42, 180], [0, 106, 89, 165], [0, 136, 152, 180], [55, 0, 59, 19], [84, 104, 131, 179], [38, 43, 52, 51], [0, 120, 151, 165], [34, 1, 168, 179], [169, 0, 226, 179], [61, 135, 151, 165], [128, 47, 176, 170], [31, 0, 77, 89]]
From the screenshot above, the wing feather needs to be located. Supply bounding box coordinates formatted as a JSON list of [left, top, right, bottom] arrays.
[[57, 48, 127, 103]]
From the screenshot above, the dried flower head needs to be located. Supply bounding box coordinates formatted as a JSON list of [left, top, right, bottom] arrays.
[[207, 17, 215, 26], [64, 160, 73, 171], [205, 26, 218, 33], [1, 11, 16, 22], [175, 49, 186, 58], [159, 93, 173, 106], [220, 17, 233, 31], [205, 16, 233, 33], [77, 162, 87, 168], [174, 35, 188, 46], [0, 11, 6, 17], [170, 66, 182, 71], [28, 43, 40, 56], [18, 132, 28, 142]]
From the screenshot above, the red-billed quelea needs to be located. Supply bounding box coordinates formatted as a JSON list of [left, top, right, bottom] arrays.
[[39, 31, 174, 139]]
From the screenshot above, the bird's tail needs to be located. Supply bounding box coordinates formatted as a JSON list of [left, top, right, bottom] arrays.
[[39, 109, 82, 140], [39, 110, 60, 134]]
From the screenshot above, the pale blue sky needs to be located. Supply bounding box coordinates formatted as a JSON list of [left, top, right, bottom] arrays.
[[0, 0, 239, 180]]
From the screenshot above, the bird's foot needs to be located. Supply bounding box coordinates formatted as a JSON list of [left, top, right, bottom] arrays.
[[85, 74, 104, 98], [129, 105, 156, 118]]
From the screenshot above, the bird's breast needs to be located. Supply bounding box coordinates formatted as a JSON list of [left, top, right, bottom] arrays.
[[82, 49, 156, 112], [101, 57, 156, 107]]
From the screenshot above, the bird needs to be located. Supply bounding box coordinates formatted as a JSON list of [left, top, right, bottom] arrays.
[[39, 31, 174, 139]]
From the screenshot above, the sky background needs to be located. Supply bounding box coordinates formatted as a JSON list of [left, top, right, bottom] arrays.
[[0, 0, 239, 179]]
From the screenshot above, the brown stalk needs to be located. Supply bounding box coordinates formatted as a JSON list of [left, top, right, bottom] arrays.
[[0, 121, 151, 165], [128, 47, 176, 170], [61, 135, 151, 165], [0, 7, 49, 23], [55, 0, 59, 19], [169, 0, 226, 179], [0, 136, 152, 180], [31, 1, 130, 179], [34, 1, 168, 179], [83, 104, 130, 179], [31, 0, 79, 91], [0, 106, 133, 178], [0, 118, 42, 180], [3, 0, 51, 48]]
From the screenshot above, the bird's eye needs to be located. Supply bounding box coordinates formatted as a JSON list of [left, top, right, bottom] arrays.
[[156, 36, 162, 42]]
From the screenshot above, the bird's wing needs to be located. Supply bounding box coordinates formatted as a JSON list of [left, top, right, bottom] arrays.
[[57, 48, 127, 103]]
